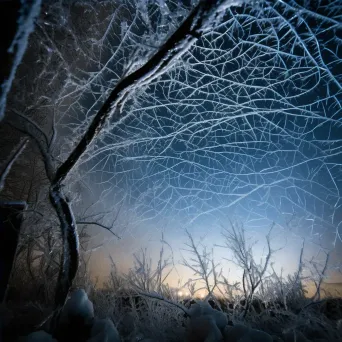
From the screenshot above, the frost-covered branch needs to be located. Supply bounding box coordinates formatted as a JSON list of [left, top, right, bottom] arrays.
[[0, 0, 41, 120], [76, 221, 121, 240], [137, 290, 190, 317], [53, 0, 245, 185], [182, 230, 221, 302], [217, 222, 274, 317], [2, 0, 341, 317], [0, 138, 28, 192]]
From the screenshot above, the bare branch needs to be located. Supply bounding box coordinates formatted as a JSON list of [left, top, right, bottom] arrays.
[[0, 0, 42, 119], [0, 138, 28, 192], [53, 0, 243, 185], [137, 290, 190, 317], [76, 221, 121, 239]]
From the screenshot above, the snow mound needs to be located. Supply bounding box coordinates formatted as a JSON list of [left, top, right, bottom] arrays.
[[59, 289, 94, 326], [186, 300, 228, 341], [21, 290, 275, 342], [189, 300, 227, 330], [21, 330, 57, 342], [223, 324, 273, 342], [87, 318, 121, 342]]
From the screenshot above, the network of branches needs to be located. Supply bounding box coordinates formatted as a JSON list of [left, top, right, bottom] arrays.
[[0, 0, 341, 309]]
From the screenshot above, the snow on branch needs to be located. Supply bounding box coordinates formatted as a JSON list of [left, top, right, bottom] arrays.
[[0, 138, 28, 192], [0, 0, 41, 121], [53, 0, 246, 186]]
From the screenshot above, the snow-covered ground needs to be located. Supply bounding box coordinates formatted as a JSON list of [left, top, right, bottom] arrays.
[[13, 288, 340, 342]]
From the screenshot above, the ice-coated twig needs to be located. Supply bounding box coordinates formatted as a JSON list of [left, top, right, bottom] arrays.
[[0, 138, 29, 192], [0, 0, 42, 120]]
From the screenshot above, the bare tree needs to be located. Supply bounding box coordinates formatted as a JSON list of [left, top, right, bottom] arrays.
[[216, 222, 274, 317], [1, 0, 341, 324], [308, 249, 331, 302], [125, 244, 173, 295], [267, 239, 306, 311], [181, 229, 222, 304], [2, 0, 242, 312]]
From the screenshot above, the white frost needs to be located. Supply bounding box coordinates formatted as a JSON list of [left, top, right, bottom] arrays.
[[0, 0, 42, 121]]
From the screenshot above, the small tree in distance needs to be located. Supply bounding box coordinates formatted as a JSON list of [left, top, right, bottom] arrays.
[[180, 222, 275, 317], [218, 222, 274, 317]]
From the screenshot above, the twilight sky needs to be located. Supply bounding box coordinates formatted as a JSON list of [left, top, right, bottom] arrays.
[[56, 0, 342, 290], [3, 0, 342, 294]]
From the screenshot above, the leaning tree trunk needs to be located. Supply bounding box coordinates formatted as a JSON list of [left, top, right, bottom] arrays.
[[50, 0, 245, 309]]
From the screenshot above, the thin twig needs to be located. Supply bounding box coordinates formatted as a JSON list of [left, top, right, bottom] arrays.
[[76, 221, 121, 239], [137, 291, 190, 317], [0, 138, 29, 192]]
